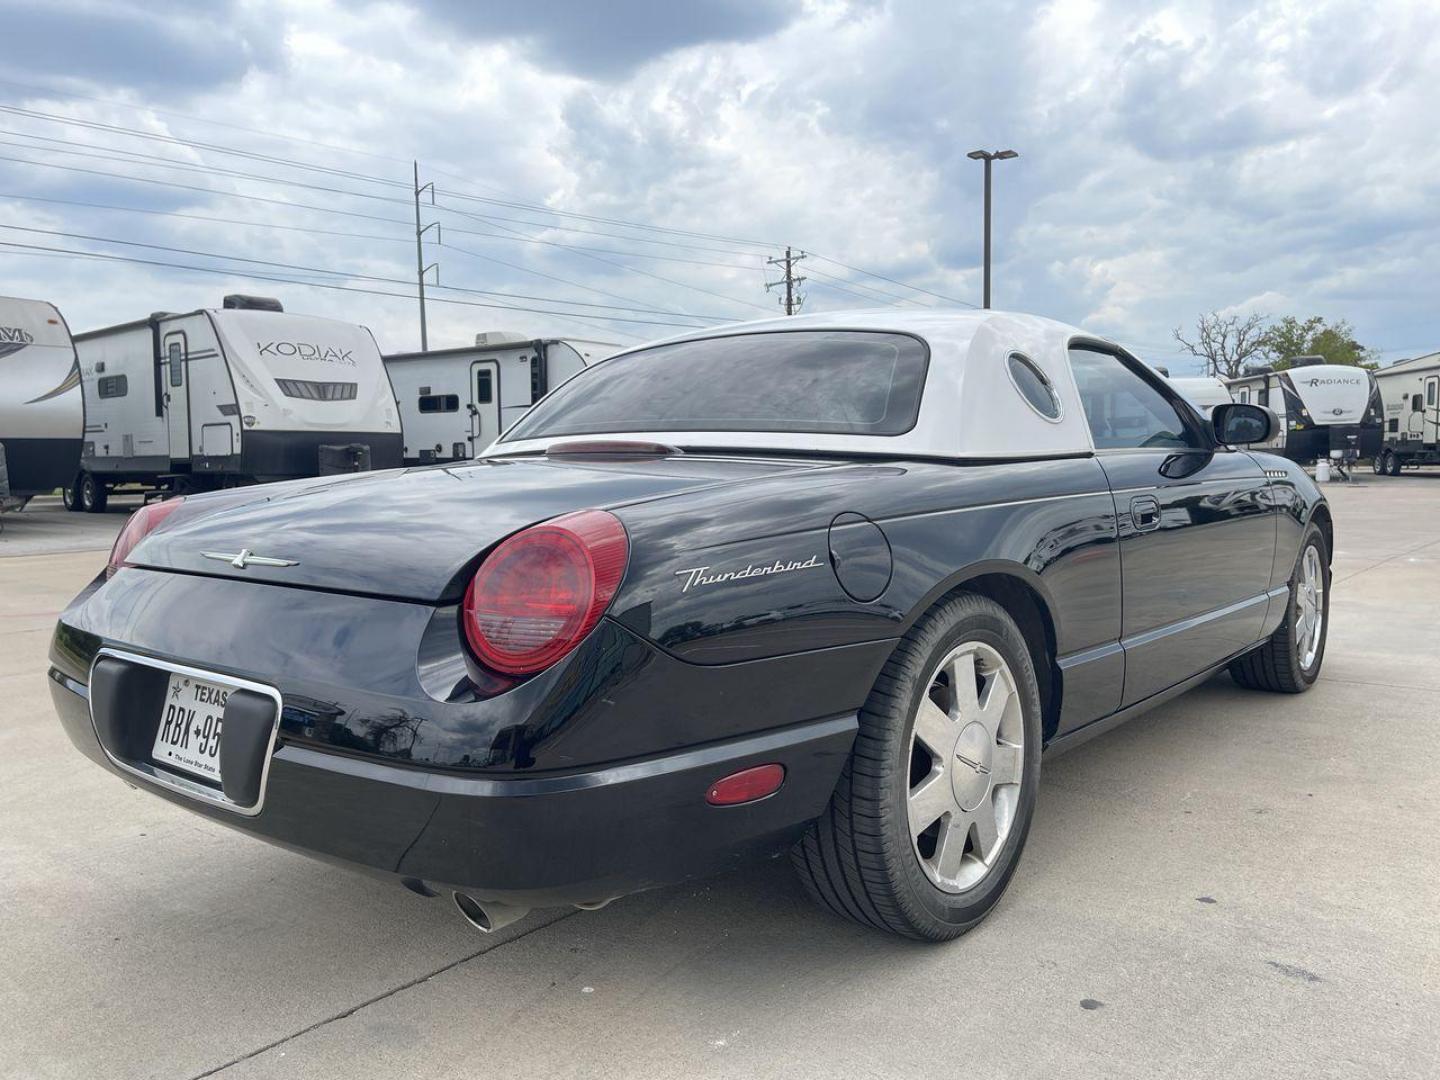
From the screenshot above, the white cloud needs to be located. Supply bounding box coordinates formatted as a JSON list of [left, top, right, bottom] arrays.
[[0, 0, 1436, 372]]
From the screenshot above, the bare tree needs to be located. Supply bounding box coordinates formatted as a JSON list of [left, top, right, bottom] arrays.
[[1172, 311, 1270, 380]]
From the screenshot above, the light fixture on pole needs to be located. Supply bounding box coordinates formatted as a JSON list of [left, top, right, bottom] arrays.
[[966, 148, 1018, 309]]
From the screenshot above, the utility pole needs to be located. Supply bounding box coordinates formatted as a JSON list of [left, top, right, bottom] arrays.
[[413, 161, 441, 350], [965, 148, 1018, 309], [765, 246, 807, 315]]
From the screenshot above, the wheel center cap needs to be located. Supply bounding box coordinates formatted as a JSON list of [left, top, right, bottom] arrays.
[[950, 721, 993, 812]]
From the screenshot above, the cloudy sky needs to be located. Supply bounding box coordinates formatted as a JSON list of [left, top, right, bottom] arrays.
[[0, 0, 1436, 371]]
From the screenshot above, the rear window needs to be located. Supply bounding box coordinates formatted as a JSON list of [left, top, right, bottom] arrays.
[[502, 331, 928, 441]]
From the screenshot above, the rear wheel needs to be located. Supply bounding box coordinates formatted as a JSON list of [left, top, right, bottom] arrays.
[[1387, 451, 1403, 476], [1372, 452, 1389, 476], [792, 592, 1042, 940], [62, 475, 82, 511], [78, 472, 108, 514], [1230, 523, 1329, 693]]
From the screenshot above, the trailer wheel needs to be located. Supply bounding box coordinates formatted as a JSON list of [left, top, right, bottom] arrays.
[[1388, 452, 1403, 476], [62, 475, 83, 512], [78, 472, 108, 514], [1371, 452, 1387, 476]]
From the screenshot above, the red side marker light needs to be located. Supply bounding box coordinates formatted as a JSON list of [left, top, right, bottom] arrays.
[[705, 763, 786, 806]]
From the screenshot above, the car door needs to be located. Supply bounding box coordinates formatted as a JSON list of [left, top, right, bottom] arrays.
[[1068, 345, 1276, 706]]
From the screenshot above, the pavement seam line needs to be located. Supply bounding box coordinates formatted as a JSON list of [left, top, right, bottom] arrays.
[[184, 908, 576, 1079], [1333, 534, 1440, 585]]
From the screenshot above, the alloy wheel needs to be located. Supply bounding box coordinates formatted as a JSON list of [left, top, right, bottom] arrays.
[[1295, 545, 1325, 671], [907, 640, 1025, 894]]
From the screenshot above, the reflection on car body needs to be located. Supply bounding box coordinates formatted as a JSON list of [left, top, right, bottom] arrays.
[[48, 310, 1332, 941]]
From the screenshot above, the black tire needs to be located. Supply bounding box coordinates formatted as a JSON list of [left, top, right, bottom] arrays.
[[1387, 452, 1403, 476], [78, 472, 108, 514], [1229, 522, 1329, 693], [792, 592, 1043, 941], [1371, 452, 1387, 476]]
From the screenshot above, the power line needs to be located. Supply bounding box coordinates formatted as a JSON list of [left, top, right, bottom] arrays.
[[437, 199, 774, 315], [0, 103, 780, 256], [0, 224, 717, 326], [0, 239, 690, 337], [0, 136, 778, 262], [0, 98, 974, 316], [806, 251, 977, 308], [0, 167, 754, 330]]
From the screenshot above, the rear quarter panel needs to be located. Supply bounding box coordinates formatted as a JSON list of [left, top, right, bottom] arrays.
[[610, 456, 1122, 728]]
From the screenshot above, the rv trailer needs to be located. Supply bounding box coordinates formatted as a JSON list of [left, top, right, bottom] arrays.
[[70, 296, 401, 511], [1225, 358, 1382, 465], [384, 332, 620, 464], [1371, 350, 1440, 475], [1166, 375, 1233, 417], [0, 296, 83, 510]]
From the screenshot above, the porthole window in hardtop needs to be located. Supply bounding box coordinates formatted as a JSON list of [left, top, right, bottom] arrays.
[[1007, 352, 1062, 421]]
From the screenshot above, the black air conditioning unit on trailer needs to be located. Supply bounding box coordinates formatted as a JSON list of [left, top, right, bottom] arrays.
[[223, 295, 284, 312]]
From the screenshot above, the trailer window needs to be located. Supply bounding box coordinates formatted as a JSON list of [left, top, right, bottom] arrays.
[[168, 341, 184, 387], [418, 393, 460, 413], [97, 374, 128, 399], [476, 370, 494, 405], [504, 330, 928, 440], [1429, 382, 1437, 407], [275, 378, 357, 401]]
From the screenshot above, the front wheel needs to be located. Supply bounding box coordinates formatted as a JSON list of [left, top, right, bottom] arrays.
[[792, 592, 1043, 940], [1372, 452, 1388, 476], [1230, 523, 1329, 693]]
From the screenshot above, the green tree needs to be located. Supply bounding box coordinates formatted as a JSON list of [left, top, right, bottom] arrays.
[[1260, 316, 1378, 369]]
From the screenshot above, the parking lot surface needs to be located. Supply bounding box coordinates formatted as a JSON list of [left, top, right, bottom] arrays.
[[1, 476, 1437, 1079]]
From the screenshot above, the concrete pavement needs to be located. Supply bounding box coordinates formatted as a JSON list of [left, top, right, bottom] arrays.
[[1, 475, 1436, 1079]]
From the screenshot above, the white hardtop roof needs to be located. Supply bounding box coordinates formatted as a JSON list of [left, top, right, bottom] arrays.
[[488, 308, 1156, 460]]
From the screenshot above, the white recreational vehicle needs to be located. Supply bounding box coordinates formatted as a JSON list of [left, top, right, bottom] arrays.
[[1166, 375, 1233, 417], [1225, 359, 1382, 465], [0, 296, 83, 509], [385, 332, 620, 464], [1371, 350, 1440, 475], [70, 296, 401, 511]]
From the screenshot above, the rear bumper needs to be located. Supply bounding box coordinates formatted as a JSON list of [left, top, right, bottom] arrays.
[[49, 667, 853, 905]]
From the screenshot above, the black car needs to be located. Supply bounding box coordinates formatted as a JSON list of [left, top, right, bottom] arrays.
[[48, 312, 1331, 941]]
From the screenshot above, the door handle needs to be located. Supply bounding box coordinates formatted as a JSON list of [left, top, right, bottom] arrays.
[[1130, 495, 1161, 532]]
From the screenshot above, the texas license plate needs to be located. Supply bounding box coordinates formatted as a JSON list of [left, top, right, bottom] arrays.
[[151, 672, 229, 782]]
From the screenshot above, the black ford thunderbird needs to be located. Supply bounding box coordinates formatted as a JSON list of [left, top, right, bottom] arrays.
[[48, 311, 1331, 941]]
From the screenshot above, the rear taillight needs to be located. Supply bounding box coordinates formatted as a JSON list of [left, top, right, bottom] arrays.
[[462, 509, 629, 676], [106, 498, 185, 579]]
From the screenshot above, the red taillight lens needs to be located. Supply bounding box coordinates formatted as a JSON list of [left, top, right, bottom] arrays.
[[462, 509, 629, 676], [106, 498, 185, 579]]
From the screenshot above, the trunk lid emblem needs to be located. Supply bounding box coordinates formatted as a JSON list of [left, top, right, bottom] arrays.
[[201, 548, 299, 569]]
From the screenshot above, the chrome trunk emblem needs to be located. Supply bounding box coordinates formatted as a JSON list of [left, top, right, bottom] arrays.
[[201, 548, 299, 569]]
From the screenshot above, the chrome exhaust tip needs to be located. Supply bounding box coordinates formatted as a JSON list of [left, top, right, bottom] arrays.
[[452, 892, 530, 934]]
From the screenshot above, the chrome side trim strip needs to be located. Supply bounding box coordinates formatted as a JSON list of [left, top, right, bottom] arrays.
[[1120, 591, 1269, 652], [87, 648, 284, 818], [277, 713, 859, 799]]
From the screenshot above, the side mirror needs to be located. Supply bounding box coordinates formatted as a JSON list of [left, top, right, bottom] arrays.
[[1212, 402, 1276, 445]]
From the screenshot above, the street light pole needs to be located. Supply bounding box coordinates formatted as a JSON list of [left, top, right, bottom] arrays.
[[966, 149, 1018, 309]]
